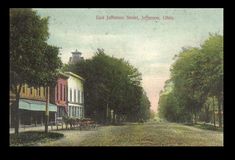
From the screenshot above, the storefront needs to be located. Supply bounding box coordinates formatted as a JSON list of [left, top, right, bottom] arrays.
[[10, 99, 57, 127]]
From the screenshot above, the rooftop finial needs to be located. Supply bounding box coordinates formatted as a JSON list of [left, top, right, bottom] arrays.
[[69, 50, 84, 64]]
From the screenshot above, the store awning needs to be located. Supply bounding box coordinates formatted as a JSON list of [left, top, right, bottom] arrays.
[[19, 99, 57, 112]]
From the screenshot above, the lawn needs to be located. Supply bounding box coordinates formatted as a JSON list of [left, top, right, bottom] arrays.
[[10, 131, 64, 146], [185, 123, 223, 132]]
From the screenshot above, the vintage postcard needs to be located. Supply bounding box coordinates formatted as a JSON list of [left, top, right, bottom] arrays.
[[10, 8, 223, 146]]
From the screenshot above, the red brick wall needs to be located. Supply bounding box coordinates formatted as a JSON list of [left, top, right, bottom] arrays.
[[54, 77, 68, 107]]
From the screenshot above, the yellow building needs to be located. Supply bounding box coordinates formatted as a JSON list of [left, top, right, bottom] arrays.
[[20, 84, 47, 101]]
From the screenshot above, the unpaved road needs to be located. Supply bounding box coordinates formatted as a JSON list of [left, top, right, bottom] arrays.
[[34, 122, 223, 146]]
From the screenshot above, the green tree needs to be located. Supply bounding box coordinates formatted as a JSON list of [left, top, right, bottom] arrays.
[[65, 49, 149, 124], [149, 110, 156, 120], [138, 91, 151, 121], [198, 96, 217, 124], [171, 47, 207, 123], [10, 9, 62, 134], [200, 34, 223, 127], [159, 33, 223, 126]]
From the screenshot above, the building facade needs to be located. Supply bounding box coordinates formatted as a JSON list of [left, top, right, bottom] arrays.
[[50, 73, 69, 118], [65, 72, 85, 119], [10, 84, 57, 127], [10, 71, 85, 128]]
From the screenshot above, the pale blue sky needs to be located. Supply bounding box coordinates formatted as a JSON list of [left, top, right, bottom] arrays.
[[35, 8, 223, 112]]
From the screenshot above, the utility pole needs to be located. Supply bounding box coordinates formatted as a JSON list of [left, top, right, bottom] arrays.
[[45, 86, 49, 133]]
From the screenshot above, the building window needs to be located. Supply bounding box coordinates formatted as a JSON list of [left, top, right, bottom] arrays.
[[57, 107, 60, 117], [77, 107, 80, 118], [22, 86, 25, 94], [72, 106, 75, 117], [78, 107, 81, 118], [81, 91, 84, 103], [75, 107, 78, 117], [38, 87, 40, 96], [70, 88, 72, 102], [57, 85, 59, 101], [68, 106, 69, 117], [30, 87, 33, 95], [35, 88, 37, 96], [72, 107, 74, 117], [69, 106, 71, 117], [60, 84, 63, 101], [78, 90, 80, 103], [64, 85, 66, 101], [74, 89, 76, 103], [71, 106, 73, 117], [44, 88, 46, 97], [81, 108, 83, 118]]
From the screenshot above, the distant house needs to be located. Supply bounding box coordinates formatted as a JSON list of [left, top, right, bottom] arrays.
[[65, 72, 85, 119]]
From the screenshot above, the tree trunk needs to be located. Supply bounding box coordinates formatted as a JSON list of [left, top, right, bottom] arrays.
[[14, 84, 22, 135], [218, 98, 222, 128], [14, 93, 20, 135], [45, 86, 49, 133], [112, 110, 116, 124], [204, 104, 209, 123], [118, 115, 120, 123], [213, 97, 216, 127], [106, 103, 109, 124], [113, 113, 116, 124]]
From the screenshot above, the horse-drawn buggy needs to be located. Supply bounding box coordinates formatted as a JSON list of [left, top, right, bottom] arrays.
[[78, 118, 97, 130], [60, 117, 97, 130]]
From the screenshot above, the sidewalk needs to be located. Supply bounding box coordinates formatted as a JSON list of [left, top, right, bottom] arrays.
[[10, 125, 57, 134], [10, 123, 100, 134]]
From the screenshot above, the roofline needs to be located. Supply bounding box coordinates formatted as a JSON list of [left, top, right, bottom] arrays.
[[72, 51, 82, 54], [64, 72, 85, 81], [58, 72, 70, 79]]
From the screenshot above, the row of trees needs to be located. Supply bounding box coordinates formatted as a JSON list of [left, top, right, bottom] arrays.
[[158, 34, 223, 127], [10, 9, 62, 134], [64, 49, 151, 124]]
